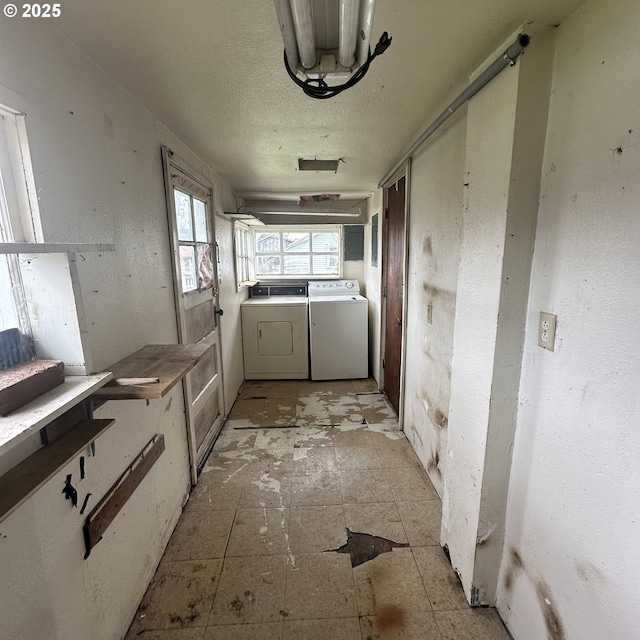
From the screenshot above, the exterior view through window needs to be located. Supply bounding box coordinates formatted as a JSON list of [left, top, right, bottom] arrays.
[[254, 229, 340, 277]]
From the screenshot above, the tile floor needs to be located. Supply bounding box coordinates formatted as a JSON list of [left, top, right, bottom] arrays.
[[125, 380, 511, 640]]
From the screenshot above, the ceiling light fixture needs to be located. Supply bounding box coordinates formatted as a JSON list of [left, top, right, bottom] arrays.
[[273, 0, 392, 99]]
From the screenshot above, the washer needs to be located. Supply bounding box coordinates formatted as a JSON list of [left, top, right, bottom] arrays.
[[241, 296, 309, 379], [308, 280, 368, 380]]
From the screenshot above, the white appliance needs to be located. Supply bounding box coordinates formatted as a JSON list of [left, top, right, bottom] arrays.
[[241, 296, 309, 379], [308, 280, 368, 380]]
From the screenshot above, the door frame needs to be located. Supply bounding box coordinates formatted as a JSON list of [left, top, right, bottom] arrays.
[[161, 146, 226, 485], [380, 160, 411, 426]]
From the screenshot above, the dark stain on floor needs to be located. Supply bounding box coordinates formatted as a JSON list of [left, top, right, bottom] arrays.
[[328, 528, 409, 567], [376, 603, 406, 631]]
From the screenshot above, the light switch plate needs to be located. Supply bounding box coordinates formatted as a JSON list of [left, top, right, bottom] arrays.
[[538, 312, 557, 351]]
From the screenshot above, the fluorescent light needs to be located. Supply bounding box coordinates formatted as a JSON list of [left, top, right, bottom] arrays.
[[356, 0, 375, 67], [290, 0, 316, 69], [339, 0, 359, 68]]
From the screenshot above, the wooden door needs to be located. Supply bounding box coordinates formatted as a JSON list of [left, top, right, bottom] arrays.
[[162, 148, 225, 485], [383, 176, 407, 415]]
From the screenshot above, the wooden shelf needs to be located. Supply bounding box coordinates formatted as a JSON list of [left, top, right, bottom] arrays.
[[91, 343, 213, 400], [0, 373, 112, 455], [0, 418, 115, 525]]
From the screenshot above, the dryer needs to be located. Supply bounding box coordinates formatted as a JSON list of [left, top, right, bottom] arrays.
[[308, 280, 368, 380], [241, 293, 309, 380]]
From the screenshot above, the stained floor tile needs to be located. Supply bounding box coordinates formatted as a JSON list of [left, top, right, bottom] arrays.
[[335, 445, 382, 469], [413, 546, 468, 611], [343, 502, 408, 544], [288, 504, 346, 553], [226, 507, 290, 556], [435, 608, 512, 640], [239, 469, 292, 508], [126, 629, 206, 640], [396, 500, 442, 546], [129, 559, 222, 633], [209, 555, 287, 625], [352, 548, 432, 616], [339, 469, 395, 503], [292, 444, 337, 474], [385, 466, 439, 502], [204, 622, 282, 640], [126, 380, 510, 640], [291, 471, 343, 506], [164, 508, 235, 561], [359, 611, 442, 639], [284, 552, 357, 620], [283, 617, 362, 639]]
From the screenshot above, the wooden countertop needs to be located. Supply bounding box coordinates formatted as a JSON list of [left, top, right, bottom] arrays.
[[91, 343, 212, 400]]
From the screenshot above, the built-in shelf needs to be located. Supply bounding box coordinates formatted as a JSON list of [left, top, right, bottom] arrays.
[[0, 417, 115, 525], [0, 373, 112, 455], [91, 344, 213, 401]]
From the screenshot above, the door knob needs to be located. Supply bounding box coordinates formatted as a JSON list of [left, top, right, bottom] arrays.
[[215, 308, 224, 316]]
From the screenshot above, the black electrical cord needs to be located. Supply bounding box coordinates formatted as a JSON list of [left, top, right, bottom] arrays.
[[284, 31, 392, 99]]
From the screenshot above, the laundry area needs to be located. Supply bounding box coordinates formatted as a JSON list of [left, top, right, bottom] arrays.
[[0, 0, 639, 639]]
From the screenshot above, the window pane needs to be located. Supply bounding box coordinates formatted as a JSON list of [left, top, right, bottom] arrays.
[[0, 256, 19, 331], [193, 199, 208, 242], [313, 254, 339, 275], [283, 254, 310, 274], [197, 243, 214, 290], [174, 189, 193, 241], [282, 232, 309, 252], [179, 245, 197, 292], [256, 232, 280, 253], [312, 232, 339, 252], [256, 255, 281, 275]]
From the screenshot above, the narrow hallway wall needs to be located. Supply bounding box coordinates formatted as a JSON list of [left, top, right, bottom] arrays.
[[403, 115, 465, 497], [499, 0, 640, 637]]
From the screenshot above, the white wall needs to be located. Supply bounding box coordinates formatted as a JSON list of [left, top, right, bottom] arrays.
[[498, 0, 640, 637], [0, 18, 245, 640], [215, 214, 247, 410], [403, 115, 465, 497]]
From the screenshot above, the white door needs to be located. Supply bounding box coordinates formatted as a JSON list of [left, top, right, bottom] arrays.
[[162, 147, 225, 485]]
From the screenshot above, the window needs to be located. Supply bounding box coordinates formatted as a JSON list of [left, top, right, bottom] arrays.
[[0, 105, 40, 336], [172, 178, 214, 294], [253, 227, 341, 278], [234, 222, 251, 289]]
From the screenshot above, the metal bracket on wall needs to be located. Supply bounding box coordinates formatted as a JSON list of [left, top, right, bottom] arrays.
[[82, 434, 165, 558]]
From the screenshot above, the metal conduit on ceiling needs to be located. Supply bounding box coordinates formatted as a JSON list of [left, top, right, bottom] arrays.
[[379, 33, 531, 188]]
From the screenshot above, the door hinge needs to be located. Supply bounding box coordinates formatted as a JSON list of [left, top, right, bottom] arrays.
[[382, 358, 385, 369], [385, 208, 389, 220], [383, 286, 387, 297]]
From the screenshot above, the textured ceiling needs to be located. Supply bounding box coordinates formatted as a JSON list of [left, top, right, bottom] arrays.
[[54, 0, 586, 198]]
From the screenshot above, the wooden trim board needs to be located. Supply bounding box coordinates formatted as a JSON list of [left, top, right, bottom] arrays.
[[83, 434, 165, 557], [0, 418, 115, 525]]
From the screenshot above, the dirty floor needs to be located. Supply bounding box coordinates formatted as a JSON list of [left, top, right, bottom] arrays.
[[126, 379, 511, 640]]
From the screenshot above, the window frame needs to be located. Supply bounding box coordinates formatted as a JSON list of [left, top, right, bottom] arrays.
[[170, 174, 215, 296], [233, 221, 252, 291], [251, 225, 342, 280]]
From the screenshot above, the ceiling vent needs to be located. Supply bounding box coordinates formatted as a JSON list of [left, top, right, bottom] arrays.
[[298, 158, 340, 172]]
